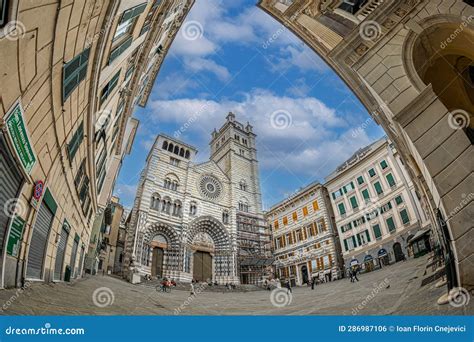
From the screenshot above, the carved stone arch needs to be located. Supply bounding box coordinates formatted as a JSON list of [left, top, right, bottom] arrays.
[[186, 216, 231, 252], [402, 14, 474, 93], [143, 222, 180, 249]]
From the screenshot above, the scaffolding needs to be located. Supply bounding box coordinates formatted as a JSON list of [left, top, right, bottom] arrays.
[[236, 213, 274, 284]]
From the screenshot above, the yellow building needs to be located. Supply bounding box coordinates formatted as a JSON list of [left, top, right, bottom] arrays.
[[0, 0, 194, 288], [266, 182, 342, 286], [258, 0, 473, 297]]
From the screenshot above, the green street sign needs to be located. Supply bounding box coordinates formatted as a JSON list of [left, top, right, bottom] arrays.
[[5, 102, 36, 174], [6, 215, 26, 258]]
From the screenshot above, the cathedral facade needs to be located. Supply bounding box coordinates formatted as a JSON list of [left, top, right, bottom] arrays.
[[124, 113, 272, 284]]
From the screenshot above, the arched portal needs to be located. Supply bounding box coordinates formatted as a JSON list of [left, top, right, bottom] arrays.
[[185, 216, 235, 284], [411, 22, 474, 142], [141, 223, 181, 279]]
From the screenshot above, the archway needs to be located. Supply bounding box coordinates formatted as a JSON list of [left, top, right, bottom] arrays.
[[393, 242, 404, 262], [300, 265, 309, 284], [142, 223, 180, 278], [186, 216, 234, 284], [411, 22, 474, 142]]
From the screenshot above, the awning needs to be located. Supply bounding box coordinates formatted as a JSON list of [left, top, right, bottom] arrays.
[[408, 229, 430, 244], [350, 258, 359, 266], [364, 255, 373, 262], [378, 248, 388, 257]]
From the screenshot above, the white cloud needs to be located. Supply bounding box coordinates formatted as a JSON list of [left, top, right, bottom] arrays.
[[183, 57, 231, 82], [146, 90, 377, 179]]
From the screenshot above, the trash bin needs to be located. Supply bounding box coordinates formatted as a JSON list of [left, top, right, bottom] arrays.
[[64, 265, 71, 282]]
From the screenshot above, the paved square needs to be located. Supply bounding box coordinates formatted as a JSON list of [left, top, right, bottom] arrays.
[[0, 255, 471, 316]]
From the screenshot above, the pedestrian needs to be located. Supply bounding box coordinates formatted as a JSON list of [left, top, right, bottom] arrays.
[[190, 280, 195, 296], [311, 277, 315, 290], [286, 280, 292, 294], [351, 266, 359, 282]]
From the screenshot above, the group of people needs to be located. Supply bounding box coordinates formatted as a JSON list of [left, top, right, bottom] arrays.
[[160, 278, 177, 291]]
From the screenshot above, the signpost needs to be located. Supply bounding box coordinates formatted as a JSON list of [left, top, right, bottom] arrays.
[[5, 101, 37, 174], [6, 215, 26, 258]]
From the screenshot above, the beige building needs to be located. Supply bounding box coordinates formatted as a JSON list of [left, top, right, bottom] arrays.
[[0, 0, 194, 288], [325, 137, 431, 271], [258, 0, 473, 296], [266, 182, 342, 286]]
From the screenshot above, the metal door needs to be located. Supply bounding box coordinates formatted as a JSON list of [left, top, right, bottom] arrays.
[[26, 202, 54, 279], [53, 226, 68, 281], [70, 238, 78, 278]]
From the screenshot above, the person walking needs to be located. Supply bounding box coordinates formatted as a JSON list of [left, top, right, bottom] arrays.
[[351, 266, 359, 282], [286, 280, 292, 294], [311, 277, 315, 290], [190, 280, 195, 296]]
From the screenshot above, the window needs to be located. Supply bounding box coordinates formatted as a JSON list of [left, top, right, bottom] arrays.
[[312, 200, 319, 211], [349, 196, 358, 209], [338, 0, 368, 14], [372, 224, 382, 239], [114, 3, 147, 40], [400, 209, 410, 225], [362, 189, 370, 202], [125, 65, 135, 81], [109, 36, 133, 64], [100, 70, 121, 105], [368, 168, 376, 177], [63, 48, 90, 101], [380, 160, 388, 169], [380, 201, 392, 214], [343, 236, 357, 251], [67, 122, 84, 161], [332, 189, 343, 200], [395, 195, 403, 205], [357, 176, 364, 185], [302, 206, 308, 216], [341, 222, 352, 233], [273, 220, 279, 230], [353, 216, 366, 227], [343, 181, 355, 193], [0, 0, 8, 27], [170, 157, 180, 166], [189, 202, 197, 216], [222, 211, 229, 224], [386, 216, 396, 233], [386, 173, 396, 187], [150, 193, 160, 210], [356, 230, 370, 245], [374, 181, 383, 195], [338, 202, 346, 216], [282, 216, 288, 225], [292, 212, 297, 221], [239, 180, 247, 191]]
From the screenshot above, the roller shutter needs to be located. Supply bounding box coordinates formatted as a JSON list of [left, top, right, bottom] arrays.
[[26, 202, 54, 279], [53, 224, 69, 281]]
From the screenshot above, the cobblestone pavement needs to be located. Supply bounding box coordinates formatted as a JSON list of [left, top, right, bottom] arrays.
[[0, 255, 472, 315]]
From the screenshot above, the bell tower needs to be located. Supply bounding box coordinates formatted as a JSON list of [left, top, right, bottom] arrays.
[[210, 112, 263, 214]]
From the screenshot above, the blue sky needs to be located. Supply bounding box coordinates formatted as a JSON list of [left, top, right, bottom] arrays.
[[114, 0, 384, 209]]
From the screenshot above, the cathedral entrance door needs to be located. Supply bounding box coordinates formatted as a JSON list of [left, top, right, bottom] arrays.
[[152, 248, 164, 278], [193, 251, 212, 282]]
